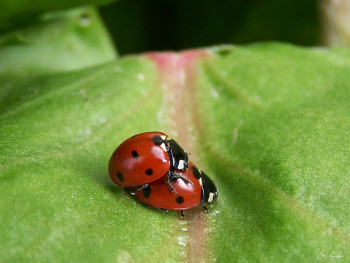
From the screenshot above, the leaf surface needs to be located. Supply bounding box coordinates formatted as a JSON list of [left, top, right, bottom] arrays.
[[1, 43, 350, 262]]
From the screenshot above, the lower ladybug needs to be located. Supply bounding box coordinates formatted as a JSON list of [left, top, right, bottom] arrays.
[[108, 131, 189, 190], [129, 162, 218, 217]]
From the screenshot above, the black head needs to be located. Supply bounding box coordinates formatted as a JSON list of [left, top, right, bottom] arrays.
[[200, 171, 218, 203], [167, 139, 189, 171]]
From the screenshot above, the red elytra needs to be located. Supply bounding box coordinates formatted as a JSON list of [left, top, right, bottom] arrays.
[[131, 162, 202, 210], [108, 132, 171, 187]]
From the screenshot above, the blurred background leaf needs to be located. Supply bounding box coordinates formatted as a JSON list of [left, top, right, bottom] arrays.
[[0, 7, 117, 75], [0, 0, 114, 28], [99, 0, 319, 54]]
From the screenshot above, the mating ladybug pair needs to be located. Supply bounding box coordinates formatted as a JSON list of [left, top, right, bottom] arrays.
[[108, 132, 218, 217]]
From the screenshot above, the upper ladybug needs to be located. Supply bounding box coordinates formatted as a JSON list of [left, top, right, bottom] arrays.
[[108, 131, 189, 188]]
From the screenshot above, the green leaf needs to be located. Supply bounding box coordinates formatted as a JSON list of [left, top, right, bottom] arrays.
[[0, 0, 115, 26], [0, 7, 117, 75], [1, 43, 350, 262]]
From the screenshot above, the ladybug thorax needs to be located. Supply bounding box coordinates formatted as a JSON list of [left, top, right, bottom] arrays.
[[167, 139, 189, 171], [199, 171, 218, 203]]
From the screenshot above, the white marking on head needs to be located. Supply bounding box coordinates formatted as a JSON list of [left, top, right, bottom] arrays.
[[177, 160, 185, 170], [161, 135, 166, 140], [199, 178, 202, 186], [208, 192, 214, 203]]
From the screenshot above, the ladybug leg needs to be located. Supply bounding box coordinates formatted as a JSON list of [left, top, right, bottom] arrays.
[[203, 205, 209, 213], [166, 170, 194, 194], [169, 170, 193, 185], [173, 173, 193, 186], [179, 175, 193, 185], [180, 210, 185, 219], [129, 184, 149, 196], [166, 172, 178, 194]]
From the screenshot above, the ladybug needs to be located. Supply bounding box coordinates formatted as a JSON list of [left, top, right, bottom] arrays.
[[130, 162, 218, 217], [108, 132, 189, 190]]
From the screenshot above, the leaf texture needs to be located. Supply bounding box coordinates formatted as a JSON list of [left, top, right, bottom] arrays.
[[1, 43, 350, 262]]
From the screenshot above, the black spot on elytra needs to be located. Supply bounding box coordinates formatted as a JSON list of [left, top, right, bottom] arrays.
[[131, 150, 139, 159], [192, 166, 201, 179], [145, 168, 153, 176], [152, 135, 164, 146], [143, 187, 151, 198], [176, 196, 184, 204], [117, 171, 124, 182]]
